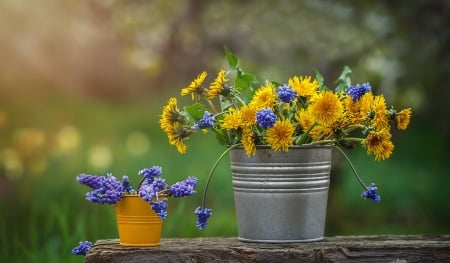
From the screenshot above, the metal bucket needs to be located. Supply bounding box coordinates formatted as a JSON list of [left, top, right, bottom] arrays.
[[230, 145, 332, 243]]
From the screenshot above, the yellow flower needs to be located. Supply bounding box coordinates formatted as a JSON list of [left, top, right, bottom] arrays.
[[288, 76, 318, 97], [362, 129, 394, 161], [371, 94, 389, 130], [266, 119, 295, 152], [295, 109, 320, 140], [309, 91, 344, 126], [345, 92, 374, 124], [181, 71, 207, 98], [240, 105, 257, 127], [296, 109, 313, 131], [160, 97, 180, 133], [207, 69, 227, 99], [241, 127, 256, 156], [221, 108, 242, 130], [249, 83, 276, 109], [396, 108, 412, 130], [165, 123, 189, 154]]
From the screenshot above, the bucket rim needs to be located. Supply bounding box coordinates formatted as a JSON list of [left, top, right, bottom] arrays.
[[229, 144, 333, 150]]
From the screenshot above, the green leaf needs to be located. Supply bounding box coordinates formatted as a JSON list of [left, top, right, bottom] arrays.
[[314, 69, 328, 91], [337, 66, 352, 82], [235, 72, 257, 92], [335, 66, 352, 93], [214, 129, 229, 146], [224, 46, 239, 69], [184, 103, 208, 121], [271, 81, 283, 87], [220, 97, 235, 111]]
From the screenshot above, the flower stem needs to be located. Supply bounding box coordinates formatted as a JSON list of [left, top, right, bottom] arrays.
[[234, 95, 246, 107], [295, 122, 318, 145], [206, 99, 219, 115], [200, 144, 241, 208], [333, 145, 367, 189]]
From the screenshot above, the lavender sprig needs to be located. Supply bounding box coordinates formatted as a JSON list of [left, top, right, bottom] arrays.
[[77, 174, 123, 204], [195, 207, 213, 230], [71, 241, 92, 256], [170, 176, 198, 198], [361, 183, 381, 203]]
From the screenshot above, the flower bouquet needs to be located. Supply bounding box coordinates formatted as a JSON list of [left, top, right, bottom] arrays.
[[159, 48, 412, 230], [71, 166, 198, 255]]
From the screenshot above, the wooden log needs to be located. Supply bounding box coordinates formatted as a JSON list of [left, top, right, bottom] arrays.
[[85, 235, 450, 263]]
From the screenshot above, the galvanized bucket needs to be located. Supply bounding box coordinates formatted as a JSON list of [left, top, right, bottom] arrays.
[[230, 145, 332, 243]]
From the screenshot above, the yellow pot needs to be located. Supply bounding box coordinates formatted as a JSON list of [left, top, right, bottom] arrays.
[[114, 194, 163, 247]]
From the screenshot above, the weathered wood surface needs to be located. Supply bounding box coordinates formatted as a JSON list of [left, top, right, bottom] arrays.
[[85, 235, 450, 263]]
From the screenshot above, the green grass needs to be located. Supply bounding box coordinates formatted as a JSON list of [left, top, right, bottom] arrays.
[[0, 96, 449, 262]]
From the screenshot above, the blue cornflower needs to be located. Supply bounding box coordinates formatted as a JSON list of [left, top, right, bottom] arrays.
[[71, 241, 92, 256], [121, 175, 136, 194], [170, 176, 198, 198], [278, 84, 297, 103], [139, 166, 162, 182], [361, 183, 381, 203], [192, 111, 216, 130], [195, 207, 213, 230], [347, 82, 371, 101], [256, 108, 277, 128], [151, 199, 168, 219]]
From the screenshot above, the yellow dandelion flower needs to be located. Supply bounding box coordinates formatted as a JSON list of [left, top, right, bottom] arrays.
[[166, 123, 189, 154], [249, 83, 276, 109], [296, 109, 313, 131], [344, 92, 374, 123], [396, 108, 412, 130], [241, 127, 256, 156], [309, 91, 344, 126], [207, 69, 227, 99], [371, 94, 389, 129], [288, 76, 318, 97], [361, 129, 394, 161], [160, 97, 180, 133], [295, 109, 321, 140], [266, 119, 295, 152], [240, 105, 257, 127], [181, 71, 207, 98], [221, 108, 242, 130]]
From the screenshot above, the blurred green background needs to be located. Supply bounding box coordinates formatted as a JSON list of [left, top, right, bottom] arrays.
[[1, 0, 449, 262]]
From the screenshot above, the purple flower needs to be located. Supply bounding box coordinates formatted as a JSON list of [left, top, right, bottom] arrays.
[[170, 176, 198, 198], [361, 183, 381, 203], [78, 174, 123, 205], [77, 174, 103, 189], [139, 180, 156, 201], [151, 199, 168, 219], [139, 166, 162, 183], [121, 175, 136, 194], [192, 111, 216, 130], [278, 84, 297, 103], [138, 177, 168, 201], [347, 82, 371, 101], [256, 108, 277, 128], [195, 207, 213, 230], [71, 241, 92, 256], [101, 174, 124, 204]]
